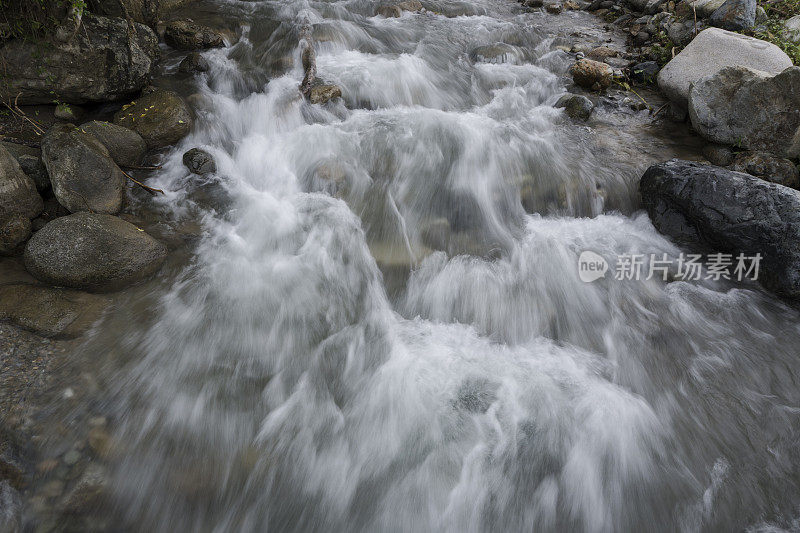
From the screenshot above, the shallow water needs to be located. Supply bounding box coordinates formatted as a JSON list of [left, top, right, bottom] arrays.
[[58, 0, 800, 530]]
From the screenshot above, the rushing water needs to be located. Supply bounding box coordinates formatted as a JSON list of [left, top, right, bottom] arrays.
[[72, 0, 800, 530]]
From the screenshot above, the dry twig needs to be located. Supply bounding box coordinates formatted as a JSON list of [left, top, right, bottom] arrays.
[[121, 168, 164, 195]]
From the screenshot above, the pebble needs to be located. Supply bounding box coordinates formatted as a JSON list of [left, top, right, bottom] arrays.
[[63, 450, 80, 466]]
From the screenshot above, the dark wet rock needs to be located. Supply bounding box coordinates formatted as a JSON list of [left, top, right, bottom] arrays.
[[54, 103, 83, 123], [24, 213, 167, 292], [702, 143, 735, 166], [376, 0, 423, 17], [0, 215, 31, 256], [633, 31, 650, 45], [0, 14, 158, 105], [630, 61, 659, 83], [80, 120, 147, 168], [0, 481, 21, 533], [526, 0, 544, 6], [164, 20, 225, 50], [0, 142, 48, 191], [179, 51, 210, 73], [420, 218, 451, 251], [469, 43, 524, 64], [308, 85, 343, 105], [730, 151, 800, 189], [687, 0, 727, 16], [555, 93, 595, 120], [657, 28, 792, 108], [640, 159, 800, 298], [182, 148, 216, 175], [666, 20, 702, 46], [0, 145, 43, 220], [41, 123, 125, 214], [31, 198, 71, 233], [545, 2, 564, 13], [113, 88, 192, 149], [689, 66, 800, 159], [0, 283, 108, 338], [709, 0, 756, 31], [570, 59, 613, 90]]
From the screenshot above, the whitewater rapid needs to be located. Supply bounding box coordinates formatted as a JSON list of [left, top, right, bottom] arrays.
[[78, 0, 800, 531]]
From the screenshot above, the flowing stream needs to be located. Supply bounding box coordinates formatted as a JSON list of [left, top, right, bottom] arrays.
[[65, 0, 800, 530]]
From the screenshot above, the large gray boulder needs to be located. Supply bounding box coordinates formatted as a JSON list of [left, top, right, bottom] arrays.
[[0, 145, 43, 220], [709, 0, 756, 31], [688, 66, 800, 159], [41, 124, 126, 214], [657, 28, 792, 108], [640, 159, 800, 298], [0, 142, 49, 191], [113, 89, 192, 149], [0, 14, 158, 105], [24, 213, 167, 292], [80, 120, 147, 168]]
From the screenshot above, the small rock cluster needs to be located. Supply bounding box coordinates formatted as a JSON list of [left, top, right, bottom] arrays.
[[0, 12, 232, 336]]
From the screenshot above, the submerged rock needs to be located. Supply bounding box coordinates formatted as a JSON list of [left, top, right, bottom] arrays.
[[0, 283, 108, 338], [0, 14, 158, 105], [469, 43, 524, 64], [555, 93, 595, 120], [183, 148, 217, 175], [570, 59, 613, 91], [41, 124, 125, 214], [113, 89, 192, 149], [730, 151, 800, 189], [0, 481, 21, 533], [24, 213, 167, 292], [640, 159, 800, 298], [164, 20, 225, 50], [376, 0, 423, 17], [0, 145, 43, 220], [80, 121, 147, 168], [688, 66, 800, 159], [709, 0, 756, 31], [657, 28, 792, 108]]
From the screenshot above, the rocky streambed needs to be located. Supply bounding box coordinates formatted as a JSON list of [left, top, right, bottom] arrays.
[[1, 0, 800, 530]]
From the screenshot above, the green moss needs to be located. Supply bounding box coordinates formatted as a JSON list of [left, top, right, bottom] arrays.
[[750, 0, 800, 64], [0, 0, 85, 41]]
